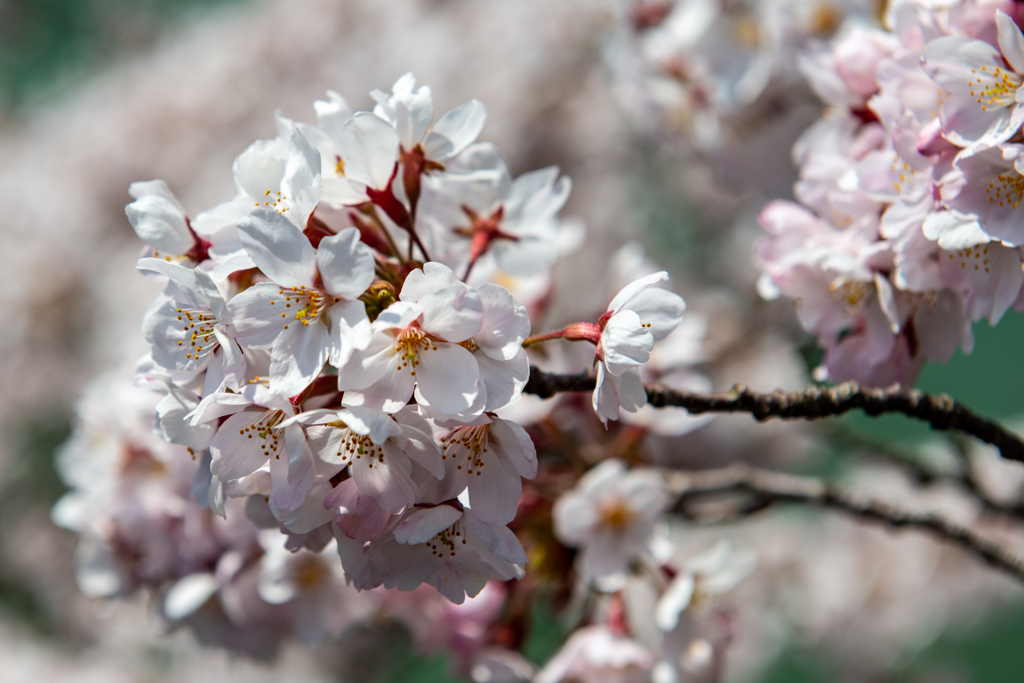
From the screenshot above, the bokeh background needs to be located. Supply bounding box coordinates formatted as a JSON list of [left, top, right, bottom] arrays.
[[2, 0, 1024, 681]]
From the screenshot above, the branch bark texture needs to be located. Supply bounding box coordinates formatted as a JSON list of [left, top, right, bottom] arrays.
[[524, 368, 1024, 463], [668, 464, 1024, 583]]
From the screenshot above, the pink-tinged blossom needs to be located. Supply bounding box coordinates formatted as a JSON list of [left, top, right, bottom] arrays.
[[418, 143, 576, 279], [338, 262, 485, 415], [799, 25, 898, 109], [655, 541, 756, 632], [195, 124, 323, 280], [923, 10, 1024, 151], [435, 413, 538, 525], [226, 219, 374, 397], [125, 180, 209, 264], [334, 503, 527, 604], [138, 258, 245, 393], [942, 143, 1024, 245], [535, 625, 653, 683], [553, 459, 670, 582], [594, 272, 686, 427], [302, 405, 443, 515], [255, 535, 365, 646], [191, 383, 315, 513]]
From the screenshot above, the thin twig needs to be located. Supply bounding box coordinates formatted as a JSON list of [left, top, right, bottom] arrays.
[[667, 464, 1024, 583], [826, 425, 1024, 520], [523, 368, 1024, 463]]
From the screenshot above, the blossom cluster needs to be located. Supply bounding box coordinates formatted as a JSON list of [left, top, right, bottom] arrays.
[[757, 0, 1024, 386], [607, 0, 876, 151], [53, 71, 697, 618]]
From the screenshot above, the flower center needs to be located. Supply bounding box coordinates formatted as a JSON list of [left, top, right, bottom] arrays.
[[175, 307, 218, 362], [238, 409, 285, 459], [254, 189, 292, 214], [600, 501, 634, 531], [827, 279, 871, 316], [969, 65, 1022, 112], [985, 172, 1024, 209], [426, 521, 467, 558], [393, 328, 437, 375], [268, 286, 332, 330], [947, 243, 993, 274], [440, 425, 491, 476], [336, 429, 386, 469]]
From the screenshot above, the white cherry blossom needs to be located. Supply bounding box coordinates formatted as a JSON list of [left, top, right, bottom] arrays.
[[923, 10, 1024, 150], [195, 124, 323, 280], [301, 405, 443, 515], [594, 272, 686, 426], [125, 180, 209, 264], [226, 217, 374, 397], [137, 258, 245, 392], [338, 262, 484, 415], [435, 413, 538, 525], [553, 459, 670, 582]]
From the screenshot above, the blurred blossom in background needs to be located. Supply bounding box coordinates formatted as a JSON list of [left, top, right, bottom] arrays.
[[2, 0, 1024, 681]]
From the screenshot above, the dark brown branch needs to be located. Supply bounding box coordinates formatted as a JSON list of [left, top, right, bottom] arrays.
[[524, 368, 1024, 463], [667, 464, 1024, 583]]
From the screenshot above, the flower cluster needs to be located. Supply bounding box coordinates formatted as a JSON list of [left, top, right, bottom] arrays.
[[75, 73, 690, 612], [607, 0, 876, 151], [757, 0, 1024, 386]]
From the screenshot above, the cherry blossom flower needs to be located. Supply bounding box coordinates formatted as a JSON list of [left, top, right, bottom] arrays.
[[655, 541, 756, 632], [417, 143, 576, 279], [334, 502, 527, 604], [553, 459, 670, 582], [302, 405, 443, 515], [191, 383, 315, 513], [196, 124, 323, 280], [594, 272, 686, 426], [923, 10, 1024, 150], [536, 624, 653, 683], [337, 262, 485, 415], [125, 180, 210, 264], [137, 258, 245, 392], [226, 219, 374, 397], [435, 412, 538, 525]]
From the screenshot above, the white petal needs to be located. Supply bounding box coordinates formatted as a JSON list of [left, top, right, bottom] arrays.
[[316, 227, 376, 299], [475, 283, 530, 360], [414, 343, 480, 415], [608, 271, 670, 314], [327, 299, 372, 369], [343, 362, 416, 413], [468, 451, 522, 525], [336, 332, 394, 391], [337, 112, 400, 190], [401, 262, 484, 341], [478, 348, 529, 412], [423, 99, 487, 160], [339, 405, 402, 444], [225, 283, 288, 349], [268, 320, 330, 397], [998, 10, 1024, 74], [210, 411, 271, 480], [237, 209, 317, 288], [601, 310, 654, 375], [393, 505, 462, 545], [351, 444, 417, 514], [655, 573, 696, 632], [125, 195, 192, 254], [621, 287, 686, 342], [164, 573, 219, 620], [269, 423, 316, 511], [489, 418, 538, 479]]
